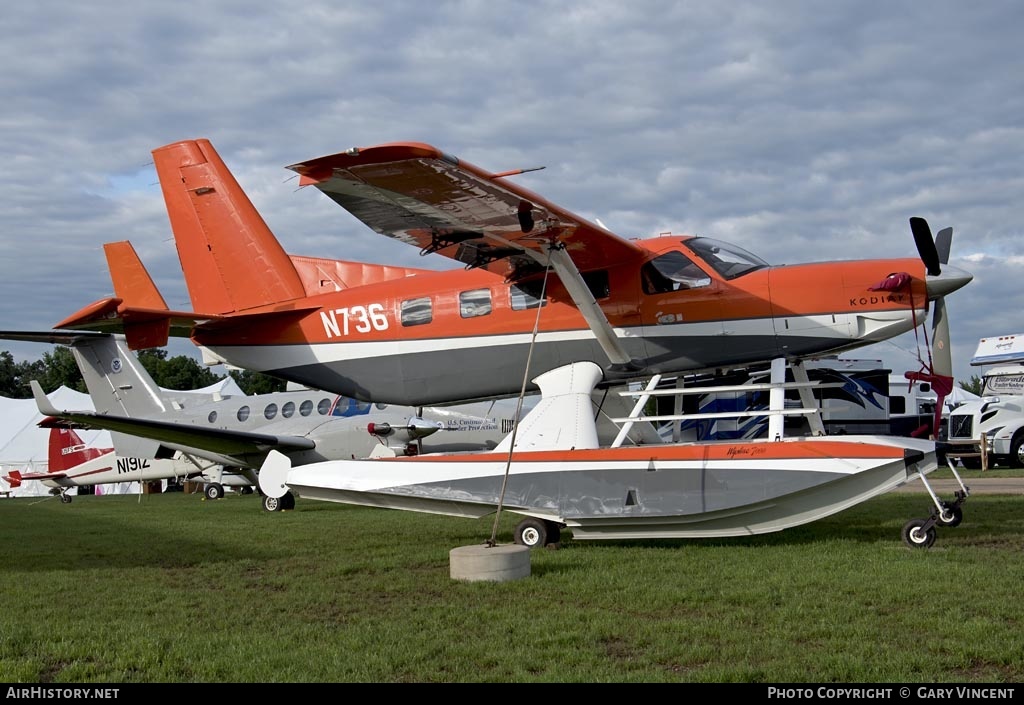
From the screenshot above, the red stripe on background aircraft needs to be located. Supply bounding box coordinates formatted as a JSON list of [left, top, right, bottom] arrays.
[[55, 139, 972, 408]]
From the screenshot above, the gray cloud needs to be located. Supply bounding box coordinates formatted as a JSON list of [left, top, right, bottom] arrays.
[[2, 0, 1022, 387]]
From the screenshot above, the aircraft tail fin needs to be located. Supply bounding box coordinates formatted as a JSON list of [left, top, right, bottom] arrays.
[[40, 334, 173, 457], [47, 427, 111, 473], [104, 241, 168, 310], [4, 470, 22, 488], [152, 139, 306, 315], [100, 241, 173, 349], [60, 334, 171, 418], [53, 242, 226, 350]]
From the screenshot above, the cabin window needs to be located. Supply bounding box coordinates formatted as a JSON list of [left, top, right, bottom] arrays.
[[318, 398, 333, 415], [582, 270, 610, 299], [459, 289, 492, 318], [642, 252, 711, 294], [207, 411, 218, 424], [299, 400, 314, 417], [264, 403, 278, 420], [890, 397, 907, 414], [237, 405, 251, 422], [510, 282, 548, 310], [684, 237, 768, 280], [401, 297, 433, 326], [282, 401, 295, 418]]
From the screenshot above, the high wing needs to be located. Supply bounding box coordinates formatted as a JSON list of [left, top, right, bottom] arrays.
[[286, 142, 648, 280], [31, 381, 315, 464], [287, 142, 649, 368]]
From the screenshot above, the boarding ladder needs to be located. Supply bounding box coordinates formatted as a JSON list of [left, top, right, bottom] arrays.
[[610, 358, 829, 448]]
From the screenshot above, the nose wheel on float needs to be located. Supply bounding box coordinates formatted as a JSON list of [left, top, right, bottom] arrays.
[[902, 460, 971, 549]]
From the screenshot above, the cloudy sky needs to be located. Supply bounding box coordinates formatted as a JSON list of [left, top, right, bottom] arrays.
[[1, 0, 1021, 390]]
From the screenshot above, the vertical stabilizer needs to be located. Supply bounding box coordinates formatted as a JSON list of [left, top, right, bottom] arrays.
[[48, 427, 112, 473], [71, 335, 168, 416], [152, 139, 306, 314], [103, 241, 172, 349], [104, 241, 169, 310], [70, 334, 170, 457]]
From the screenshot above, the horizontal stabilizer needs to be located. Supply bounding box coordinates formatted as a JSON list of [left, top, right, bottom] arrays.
[[2, 469, 67, 486], [0, 330, 111, 346], [53, 298, 220, 349]]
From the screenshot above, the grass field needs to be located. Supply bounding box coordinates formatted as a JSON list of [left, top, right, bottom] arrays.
[[1, 485, 1022, 684]]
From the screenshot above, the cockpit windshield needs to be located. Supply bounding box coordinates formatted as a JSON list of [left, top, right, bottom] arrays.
[[684, 237, 769, 280]]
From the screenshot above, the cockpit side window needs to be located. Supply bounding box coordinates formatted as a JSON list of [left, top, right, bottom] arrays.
[[684, 237, 768, 280], [641, 252, 712, 294]]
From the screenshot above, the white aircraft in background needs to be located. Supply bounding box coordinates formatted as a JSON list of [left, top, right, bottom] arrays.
[[2, 331, 521, 511], [1, 424, 245, 502]]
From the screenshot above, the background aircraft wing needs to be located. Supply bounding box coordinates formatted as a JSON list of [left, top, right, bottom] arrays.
[[286, 142, 648, 279]]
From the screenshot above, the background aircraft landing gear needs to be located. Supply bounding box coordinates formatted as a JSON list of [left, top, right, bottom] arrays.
[[204, 483, 224, 501], [59, 492, 72, 504], [936, 501, 964, 528], [513, 518, 562, 548], [262, 492, 295, 512], [902, 517, 937, 549]]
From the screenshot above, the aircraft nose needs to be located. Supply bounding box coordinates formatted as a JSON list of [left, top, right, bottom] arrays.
[[926, 264, 973, 299]]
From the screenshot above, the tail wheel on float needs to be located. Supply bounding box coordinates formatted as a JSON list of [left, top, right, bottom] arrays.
[[902, 518, 937, 549], [513, 517, 562, 548], [262, 491, 295, 512]]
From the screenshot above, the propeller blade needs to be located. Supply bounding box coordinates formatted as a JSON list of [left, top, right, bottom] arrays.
[[930, 296, 953, 378], [910, 217, 942, 276], [934, 226, 953, 265]]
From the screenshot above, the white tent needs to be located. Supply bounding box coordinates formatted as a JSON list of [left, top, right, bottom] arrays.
[[0, 387, 109, 497]]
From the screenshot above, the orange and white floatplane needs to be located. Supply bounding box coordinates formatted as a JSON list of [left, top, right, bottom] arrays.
[[259, 360, 966, 550]]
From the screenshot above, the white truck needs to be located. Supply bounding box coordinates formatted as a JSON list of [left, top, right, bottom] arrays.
[[945, 333, 1024, 468]]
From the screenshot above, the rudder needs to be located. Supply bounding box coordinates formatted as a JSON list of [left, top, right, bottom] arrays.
[[48, 427, 112, 473], [152, 139, 306, 314]]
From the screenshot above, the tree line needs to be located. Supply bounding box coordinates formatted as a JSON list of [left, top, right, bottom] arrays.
[[4, 344, 986, 400], [0, 346, 287, 398]]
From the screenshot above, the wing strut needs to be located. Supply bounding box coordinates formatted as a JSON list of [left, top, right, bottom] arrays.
[[545, 244, 644, 372]]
